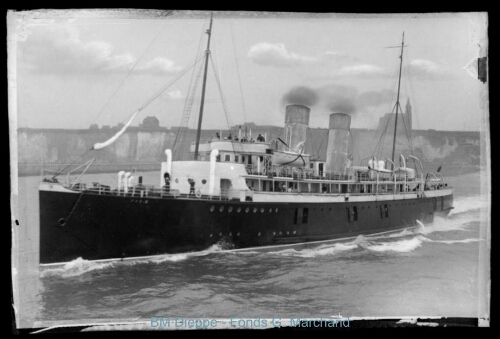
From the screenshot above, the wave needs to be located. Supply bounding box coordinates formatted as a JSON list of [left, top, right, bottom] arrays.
[[418, 212, 483, 235], [40, 243, 226, 278], [449, 195, 489, 216], [268, 242, 359, 258], [419, 237, 482, 245], [360, 237, 424, 253], [40, 257, 118, 278]]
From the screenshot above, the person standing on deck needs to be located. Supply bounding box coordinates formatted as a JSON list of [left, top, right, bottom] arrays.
[[188, 178, 196, 196], [163, 172, 171, 193]]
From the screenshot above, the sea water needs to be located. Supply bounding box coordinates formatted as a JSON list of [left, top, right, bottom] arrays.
[[13, 170, 489, 328]]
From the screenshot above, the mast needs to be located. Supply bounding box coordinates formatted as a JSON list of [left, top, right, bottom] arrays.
[[194, 13, 213, 161], [390, 32, 405, 170]]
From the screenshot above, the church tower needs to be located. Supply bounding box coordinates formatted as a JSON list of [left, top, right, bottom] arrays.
[[405, 98, 412, 131]]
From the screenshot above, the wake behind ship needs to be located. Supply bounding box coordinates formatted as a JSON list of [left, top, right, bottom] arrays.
[[38, 15, 453, 265]]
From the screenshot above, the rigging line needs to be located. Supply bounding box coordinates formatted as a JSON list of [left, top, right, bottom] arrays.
[[181, 22, 210, 138], [52, 151, 92, 179], [230, 21, 247, 124], [91, 55, 204, 153], [90, 21, 169, 126], [173, 60, 205, 160], [375, 105, 396, 160], [307, 128, 316, 158], [366, 53, 400, 131], [378, 70, 404, 159], [398, 101, 412, 151], [398, 53, 417, 169], [172, 26, 207, 159], [58, 54, 204, 176], [211, 39, 238, 140], [368, 62, 399, 161], [397, 101, 417, 169], [103, 53, 206, 130], [53, 46, 204, 178], [210, 54, 237, 154], [136, 54, 205, 115], [404, 47, 417, 129]]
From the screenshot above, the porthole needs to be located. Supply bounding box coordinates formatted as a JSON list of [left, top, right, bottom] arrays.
[[209, 234, 213, 237], [286, 231, 289, 235], [293, 231, 296, 234], [258, 232, 261, 236], [237, 207, 241, 213], [175, 178, 179, 183], [273, 232, 276, 235], [210, 206, 215, 212], [228, 206, 233, 213], [229, 232, 232, 236], [245, 207, 250, 213], [237, 232, 240, 236], [269, 208, 273, 213], [219, 232, 222, 236], [275, 208, 278, 213], [202, 179, 207, 184], [58, 218, 66, 227], [219, 206, 224, 212], [253, 208, 257, 213], [279, 231, 282, 235], [261, 208, 265, 213]]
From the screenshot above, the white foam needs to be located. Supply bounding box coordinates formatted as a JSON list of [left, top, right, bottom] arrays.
[[420, 237, 482, 245], [268, 242, 359, 258], [417, 213, 482, 235], [40, 243, 226, 278], [361, 237, 423, 253], [41, 257, 117, 278], [449, 195, 489, 216]]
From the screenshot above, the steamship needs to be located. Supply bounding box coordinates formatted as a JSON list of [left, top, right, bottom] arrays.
[[38, 16, 454, 265]]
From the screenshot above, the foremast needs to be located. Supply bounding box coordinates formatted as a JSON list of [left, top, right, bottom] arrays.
[[193, 13, 214, 161], [390, 32, 406, 170]]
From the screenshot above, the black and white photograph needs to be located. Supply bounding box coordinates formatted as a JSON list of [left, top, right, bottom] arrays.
[[9, 9, 490, 331]]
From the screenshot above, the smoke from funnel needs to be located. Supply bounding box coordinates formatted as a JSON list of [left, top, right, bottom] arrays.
[[281, 86, 319, 107], [325, 96, 357, 114], [281, 84, 390, 117]]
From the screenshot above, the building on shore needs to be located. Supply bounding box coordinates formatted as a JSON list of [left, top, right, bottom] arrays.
[[378, 98, 412, 136]]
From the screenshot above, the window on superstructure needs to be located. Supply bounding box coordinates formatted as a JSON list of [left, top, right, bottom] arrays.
[[235, 155, 239, 163], [225, 154, 231, 162]]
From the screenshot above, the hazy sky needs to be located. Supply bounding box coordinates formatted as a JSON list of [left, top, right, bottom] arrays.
[[9, 10, 488, 131]]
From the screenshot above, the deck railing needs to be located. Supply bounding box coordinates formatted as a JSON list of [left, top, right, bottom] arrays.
[[67, 182, 247, 201]]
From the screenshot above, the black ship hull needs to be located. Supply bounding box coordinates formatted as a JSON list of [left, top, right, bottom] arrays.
[[39, 188, 454, 264]]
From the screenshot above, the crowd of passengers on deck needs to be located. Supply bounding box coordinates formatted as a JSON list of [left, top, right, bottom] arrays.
[[215, 132, 266, 143]]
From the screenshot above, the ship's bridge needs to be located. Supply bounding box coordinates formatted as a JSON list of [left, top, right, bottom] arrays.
[[190, 138, 270, 174]]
